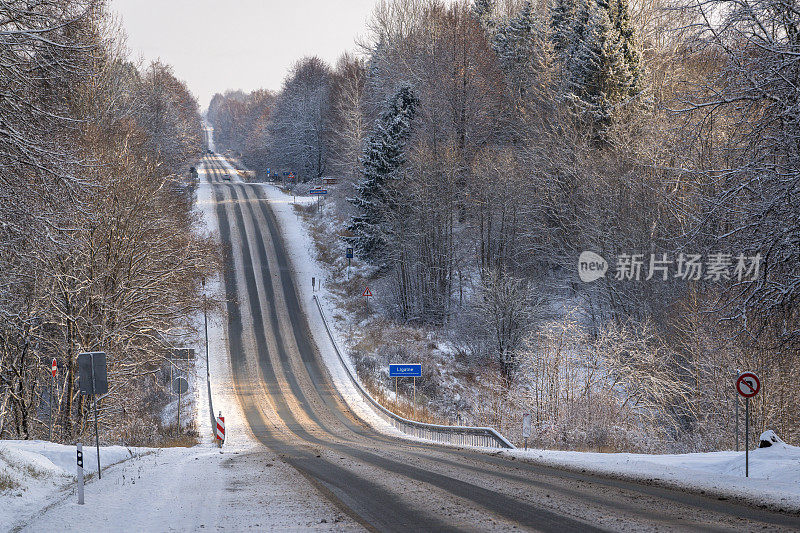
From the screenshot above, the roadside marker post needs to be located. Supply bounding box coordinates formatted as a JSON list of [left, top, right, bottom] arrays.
[[736, 371, 760, 477], [216, 412, 225, 446], [346, 247, 353, 280], [76, 442, 84, 505]]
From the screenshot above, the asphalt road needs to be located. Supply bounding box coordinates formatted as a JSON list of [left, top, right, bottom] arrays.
[[202, 155, 800, 532]]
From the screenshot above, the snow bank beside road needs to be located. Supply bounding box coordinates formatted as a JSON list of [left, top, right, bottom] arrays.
[[0, 440, 140, 531], [3, 444, 359, 532], [501, 439, 800, 512]]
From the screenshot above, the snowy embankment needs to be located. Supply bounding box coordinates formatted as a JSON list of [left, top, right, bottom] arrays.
[[0, 440, 140, 532], [498, 431, 800, 513], [1, 441, 357, 532]]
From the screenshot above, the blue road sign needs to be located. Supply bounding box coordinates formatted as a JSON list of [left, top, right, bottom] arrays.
[[346, 247, 354, 259], [389, 364, 421, 377], [309, 188, 328, 195]]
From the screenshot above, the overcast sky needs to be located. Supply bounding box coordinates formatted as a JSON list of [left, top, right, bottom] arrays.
[[110, 0, 380, 111]]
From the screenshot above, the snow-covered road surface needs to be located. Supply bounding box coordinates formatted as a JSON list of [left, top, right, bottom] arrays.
[[192, 156, 800, 531]]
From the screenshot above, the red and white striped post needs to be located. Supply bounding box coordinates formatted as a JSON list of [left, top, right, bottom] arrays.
[[216, 412, 225, 446]]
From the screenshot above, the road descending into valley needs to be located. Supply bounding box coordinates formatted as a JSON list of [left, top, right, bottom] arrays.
[[203, 154, 800, 532]]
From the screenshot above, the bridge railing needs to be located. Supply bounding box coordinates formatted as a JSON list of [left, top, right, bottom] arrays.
[[312, 295, 514, 450]]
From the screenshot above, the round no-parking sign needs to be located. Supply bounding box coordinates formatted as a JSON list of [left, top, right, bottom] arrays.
[[736, 372, 760, 398]]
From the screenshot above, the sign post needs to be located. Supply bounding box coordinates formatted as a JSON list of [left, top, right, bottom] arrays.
[[522, 413, 531, 451], [76, 442, 84, 504], [78, 351, 108, 479], [172, 377, 189, 436], [50, 358, 57, 441], [363, 286, 372, 310], [389, 364, 422, 419], [346, 247, 353, 280], [309, 187, 328, 212], [736, 371, 760, 477]]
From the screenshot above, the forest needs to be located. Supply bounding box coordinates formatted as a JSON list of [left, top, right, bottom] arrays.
[[0, 1, 216, 444], [209, 0, 800, 451]]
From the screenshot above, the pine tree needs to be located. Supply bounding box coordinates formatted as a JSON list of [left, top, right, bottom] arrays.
[[610, 0, 643, 95], [565, 0, 637, 130], [346, 84, 418, 265], [472, 0, 496, 32], [550, 0, 576, 58], [493, 1, 549, 101]]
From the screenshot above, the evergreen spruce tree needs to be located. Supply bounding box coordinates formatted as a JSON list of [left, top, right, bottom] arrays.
[[565, 0, 639, 131], [472, 0, 496, 32], [493, 1, 548, 101], [550, 0, 576, 58], [346, 84, 418, 265], [610, 0, 643, 95]]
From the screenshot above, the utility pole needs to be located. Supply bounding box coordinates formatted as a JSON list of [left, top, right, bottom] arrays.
[[203, 280, 210, 377], [50, 358, 56, 441]]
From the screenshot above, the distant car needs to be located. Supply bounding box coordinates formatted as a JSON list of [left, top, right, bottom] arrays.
[[207, 149, 214, 155], [222, 173, 230, 181]]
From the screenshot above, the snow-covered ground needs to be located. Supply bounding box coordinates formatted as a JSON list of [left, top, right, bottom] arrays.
[[0, 440, 141, 532], [498, 432, 800, 512], [0, 440, 358, 532]]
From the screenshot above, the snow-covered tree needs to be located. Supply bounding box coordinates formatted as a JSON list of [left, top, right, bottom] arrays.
[[610, 0, 643, 96], [471, 0, 496, 31], [267, 57, 332, 180], [564, 0, 641, 130], [550, 0, 577, 57], [492, 1, 550, 102], [347, 83, 418, 265]]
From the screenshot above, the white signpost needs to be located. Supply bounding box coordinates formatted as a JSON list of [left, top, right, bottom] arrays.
[[736, 371, 761, 477], [76, 442, 84, 505]]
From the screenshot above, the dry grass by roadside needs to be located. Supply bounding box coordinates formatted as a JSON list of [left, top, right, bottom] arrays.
[[0, 470, 19, 492], [158, 427, 200, 448]]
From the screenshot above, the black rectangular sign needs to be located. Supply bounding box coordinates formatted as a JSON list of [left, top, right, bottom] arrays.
[[78, 352, 108, 395]]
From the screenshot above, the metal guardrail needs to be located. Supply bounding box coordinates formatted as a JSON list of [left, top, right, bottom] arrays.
[[312, 295, 514, 449]]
